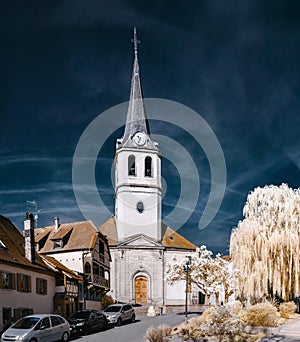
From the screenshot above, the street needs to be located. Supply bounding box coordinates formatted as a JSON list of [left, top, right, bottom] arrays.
[[72, 313, 192, 342]]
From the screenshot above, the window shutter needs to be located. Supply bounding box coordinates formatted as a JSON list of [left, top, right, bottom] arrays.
[[28, 276, 31, 292], [14, 308, 20, 320], [17, 273, 21, 291], [44, 279, 47, 295], [36, 278, 40, 294], [11, 273, 16, 290], [0, 271, 3, 289]]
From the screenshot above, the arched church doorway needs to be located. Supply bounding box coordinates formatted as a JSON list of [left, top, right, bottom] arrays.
[[135, 276, 148, 304]]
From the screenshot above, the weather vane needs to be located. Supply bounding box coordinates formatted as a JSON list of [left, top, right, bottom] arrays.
[[131, 26, 140, 55], [26, 199, 42, 228]]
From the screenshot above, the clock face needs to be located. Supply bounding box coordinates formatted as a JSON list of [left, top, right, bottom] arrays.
[[133, 132, 147, 146]]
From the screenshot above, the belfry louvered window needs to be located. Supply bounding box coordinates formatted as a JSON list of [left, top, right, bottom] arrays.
[[128, 155, 136, 176], [145, 156, 152, 177]]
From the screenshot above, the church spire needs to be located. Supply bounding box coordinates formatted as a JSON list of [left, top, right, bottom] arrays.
[[120, 27, 149, 147]]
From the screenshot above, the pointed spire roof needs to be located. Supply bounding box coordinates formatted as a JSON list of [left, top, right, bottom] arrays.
[[119, 28, 158, 150]]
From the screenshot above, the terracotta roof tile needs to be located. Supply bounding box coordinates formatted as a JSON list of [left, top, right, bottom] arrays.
[[99, 217, 118, 246], [41, 255, 82, 280], [161, 223, 197, 249], [0, 215, 55, 274], [35, 220, 100, 253], [99, 217, 197, 249]]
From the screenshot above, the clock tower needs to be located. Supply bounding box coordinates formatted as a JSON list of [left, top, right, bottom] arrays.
[[114, 28, 162, 242]]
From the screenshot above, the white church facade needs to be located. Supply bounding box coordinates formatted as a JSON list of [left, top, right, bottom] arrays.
[[99, 29, 198, 307]]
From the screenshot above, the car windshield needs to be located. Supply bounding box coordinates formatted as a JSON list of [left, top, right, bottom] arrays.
[[104, 306, 121, 313], [13, 317, 40, 329], [69, 311, 90, 319]]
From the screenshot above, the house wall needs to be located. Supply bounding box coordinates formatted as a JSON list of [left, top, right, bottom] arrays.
[[0, 264, 55, 332], [50, 251, 84, 273]]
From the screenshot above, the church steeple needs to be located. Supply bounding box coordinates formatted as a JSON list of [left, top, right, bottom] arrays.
[[119, 27, 157, 150]]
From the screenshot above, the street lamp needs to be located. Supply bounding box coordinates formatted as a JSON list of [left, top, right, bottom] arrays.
[[183, 255, 191, 323]]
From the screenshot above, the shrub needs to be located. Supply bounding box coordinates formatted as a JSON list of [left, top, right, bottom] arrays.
[[180, 306, 265, 342], [241, 302, 280, 327], [102, 294, 115, 308], [144, 324, 172, 342], [279, 301, 297, 319], [201, 305, 243, 339], [177, 316, 203, 341], [227, 300, 243, 315]]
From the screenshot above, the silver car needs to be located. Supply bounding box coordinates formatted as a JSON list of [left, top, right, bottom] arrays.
[[103, 304, 135, 326], [1, 314, 70, 342]]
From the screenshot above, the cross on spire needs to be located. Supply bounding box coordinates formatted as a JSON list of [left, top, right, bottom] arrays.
[[132, 26, 140, 55]]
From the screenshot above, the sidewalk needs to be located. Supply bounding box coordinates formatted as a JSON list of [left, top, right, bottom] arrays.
[[262, 314, 300, 341]]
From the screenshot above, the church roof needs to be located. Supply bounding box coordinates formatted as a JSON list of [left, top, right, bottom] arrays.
[[118, 27, 159, 151], [99, 217, 197, 250], [161, 223, 197, 249], [35, 220, 105, 253]]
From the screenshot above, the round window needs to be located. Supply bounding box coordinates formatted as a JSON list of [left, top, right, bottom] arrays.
[[136, 201, 144, 213]]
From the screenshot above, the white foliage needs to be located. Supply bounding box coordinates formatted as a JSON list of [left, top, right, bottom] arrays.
[[230, 183, 300, 301], [165, 245, 239, 303]]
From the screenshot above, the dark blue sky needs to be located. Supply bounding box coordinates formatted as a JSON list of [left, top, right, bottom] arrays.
[[1, 0, 300, 254]]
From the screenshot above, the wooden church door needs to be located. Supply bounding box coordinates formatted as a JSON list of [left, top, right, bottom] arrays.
[[135, 276, 148, 304]]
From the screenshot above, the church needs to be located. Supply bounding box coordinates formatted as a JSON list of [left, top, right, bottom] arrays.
[[100, 28, 197, 307]]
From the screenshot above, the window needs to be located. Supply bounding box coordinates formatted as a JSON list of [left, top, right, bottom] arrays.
[[36, 278, 47, 295], [40, 317, 50, 329], [0, 271, 16, 289], [128, 155, 136, 176], [145, 156, 152, 177], [56, 274, 64, 286], [84, 262, 91, 274], [198, 291, 205, 305], [99, 240, 105, 255], [53, 240, 63, 249], [51, 316, 63, 327], [17, 274, 31, 292], [13, 308, 33, 321], [2, 308, 12, 330]]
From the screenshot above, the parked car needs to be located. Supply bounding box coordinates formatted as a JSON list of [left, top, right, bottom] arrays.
[[67, 310, 107, 335], [0, 314, 70, 342], [103, 304, 135, 326]]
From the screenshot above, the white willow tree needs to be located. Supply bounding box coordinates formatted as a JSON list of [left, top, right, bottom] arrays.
[[230, 183, 300, 302], [165, 245, 238, 303]]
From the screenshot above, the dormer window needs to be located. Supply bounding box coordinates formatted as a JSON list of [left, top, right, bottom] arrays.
[[145, 156, 152, 177], [128, 155, 136, 176], [53, 240, 63, 249]]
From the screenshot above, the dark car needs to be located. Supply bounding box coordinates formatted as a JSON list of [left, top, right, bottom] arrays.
[[103, 304, 135, 326], [67, 310, 107, 335]]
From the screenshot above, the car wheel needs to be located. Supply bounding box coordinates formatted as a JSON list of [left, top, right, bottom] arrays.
[[84, 324, 91, 334], [116, 317, 122, 326], [131, 314, 135, 323], [29, 339, 37, 342], [61, 331, 69, 342]]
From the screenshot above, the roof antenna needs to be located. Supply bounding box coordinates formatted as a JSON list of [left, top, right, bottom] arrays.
[[26, 199, 42, 228]]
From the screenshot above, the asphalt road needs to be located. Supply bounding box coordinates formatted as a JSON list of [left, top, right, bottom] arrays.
[[72, 313, 191, 342]]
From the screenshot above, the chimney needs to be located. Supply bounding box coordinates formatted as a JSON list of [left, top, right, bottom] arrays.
[[54, 216, 60, 231], [24, 212, 35, 263]]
